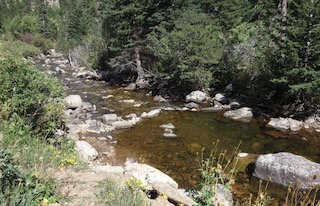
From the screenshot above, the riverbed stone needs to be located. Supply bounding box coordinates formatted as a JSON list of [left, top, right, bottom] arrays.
[[253, 152, 320, 189], [120, 99, 135, 103], [101, 113, 118, 124], [223, 107, 253, 122], [124, 161, 179, 189], [111, 120, 133, 129], [153, 95, 167, 102], [214, 93, 227, 104], [186, 90, 207, 103], [202, 106, 222, 112], [160, 123, 175, 129], [163, 133, 177, 138], [75, 70, 101, 80], [267, 118, 302, 131], [65, 95, 82, 109], [53, 59, 69, 65], [124, 83, 137, 90], [55, 66, 66, 74], [75, 141, 98, 161], [184, 102, 199, 109], [145, 109, 161, 118]]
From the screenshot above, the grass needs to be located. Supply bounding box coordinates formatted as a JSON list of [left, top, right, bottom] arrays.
[[96, 178, 149, 206]]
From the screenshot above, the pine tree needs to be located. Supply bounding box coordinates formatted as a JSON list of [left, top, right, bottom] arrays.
[[148, 7, 224, 90], [269, 0, 320, 114], [98, 0, 183, 87]]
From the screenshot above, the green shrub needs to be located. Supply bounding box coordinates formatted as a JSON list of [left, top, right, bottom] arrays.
[[0, 57, 64, 137], [32, 34, 54, 53], [2, 14, 40, 36], [2, 40, 40, 57]]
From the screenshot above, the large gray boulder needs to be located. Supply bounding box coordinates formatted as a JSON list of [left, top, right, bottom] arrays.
[[186, 91, 207, 103], [65, 95, 82, 109], [75, 141, 98, 161], [253, 152, 320, 189], [223, 107, 253, 122]]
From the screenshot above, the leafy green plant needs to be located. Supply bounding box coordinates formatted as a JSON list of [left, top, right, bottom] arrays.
[[1, 40, 40, 57], [32, 34, 54, 53], [0, 57, 64, 137], [196, 140, 240, 205]]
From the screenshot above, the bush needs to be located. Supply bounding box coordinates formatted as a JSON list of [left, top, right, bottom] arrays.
[[0, 58, 64, 137], [1, 40, 40, 57], [32, 34, 54, 53], [2, 14, 40, 36]]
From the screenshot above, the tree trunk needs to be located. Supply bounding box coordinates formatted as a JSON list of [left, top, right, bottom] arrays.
[[281, 0, 287, 22], [134, 46, 148, 88]]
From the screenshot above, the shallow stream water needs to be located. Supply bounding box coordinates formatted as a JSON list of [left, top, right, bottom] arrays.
[[39, 59, 320, 202]]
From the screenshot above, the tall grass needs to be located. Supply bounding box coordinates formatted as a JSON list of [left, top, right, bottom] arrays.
[[96, 178, 149, 206]]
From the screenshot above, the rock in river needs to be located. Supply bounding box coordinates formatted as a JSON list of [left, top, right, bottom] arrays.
[[253, 152, 320, 189], [111, 120, 133, 129], [101, 113, 118, 124], [185, 90, 207, 103], [65, 95, 82, 109], [75, 141, 98, 161], [223, 107, 253, 122]]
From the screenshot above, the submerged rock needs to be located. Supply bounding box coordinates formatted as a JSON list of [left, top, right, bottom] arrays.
[[163, 133, 177, 138], [160, 123, 176, 129], [253, 152, 320, 189]]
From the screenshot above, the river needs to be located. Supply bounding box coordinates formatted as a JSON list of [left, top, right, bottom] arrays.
[[38, 56, 320, 202]]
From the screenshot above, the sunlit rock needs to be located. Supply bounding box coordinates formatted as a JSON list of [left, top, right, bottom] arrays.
[[214, 93, 227, 104], [185, 90, 207, 103], [223, 107, 253, 122], [75, 141, 98, 161], [65, 95, 82, 109], [254, 152, 320, 189]]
